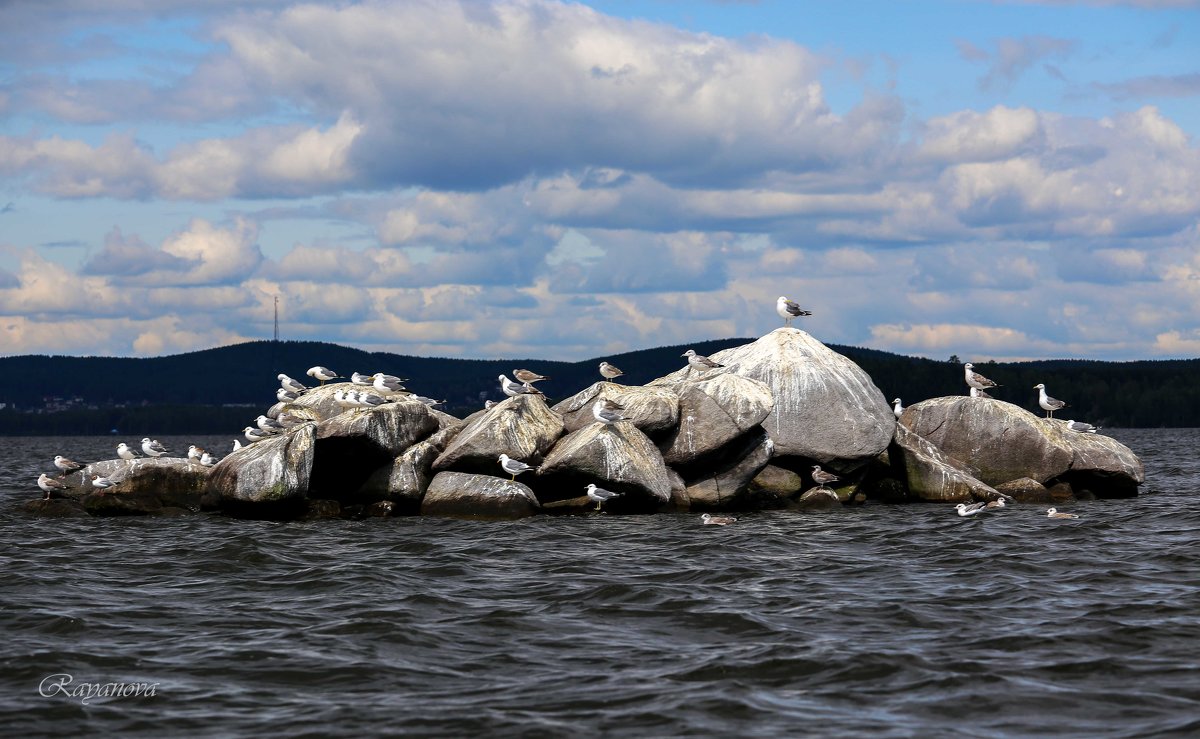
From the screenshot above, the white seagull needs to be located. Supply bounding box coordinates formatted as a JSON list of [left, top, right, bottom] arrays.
[[970, 387, 993, 399], [776, 296, 813, 325], [38, 473, 69, 498], [255, 415, 285, 434], [372, 373, 408, 396], [891, 398, 904, 419], [955, 502, 989, 517], [592, 398, 630, 427], [1066, 419, 1100, 434], [499, 374, 541, 398], [811, 465, 840, 487], [116, 443, 140, 460], [498, 453, 537, 481], [276, 387, 301, 403], [53, 455, 85, 475], [513, 369, 550, 384], [1034, 383, 1067, 418], [599, 361, 625, 381], [682, 349, 724, 372], [200, 451, 218, 467], [278, 373, 308, 394], [243, 426, 271, 443], [585, 483, 622, 511], [701, 513, 738, 525], [350, 372, 374, 386], [986, 498, 1007, 509], [232, 439, 243, 452], [187, 445, 204, 460], [964, 363, 1001, 391], [90, 474, 117, 492], [306, 366, 340, 384], [141, 438, 169, 458], [1047, 507, 1080, 519]]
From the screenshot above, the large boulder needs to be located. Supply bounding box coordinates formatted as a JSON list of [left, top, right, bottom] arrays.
[[354, 427, 459, 511], [536, 422, 676, 509], [902, 396, 1143, 496], [57, 457, 210, 512], [315, 399, 440, 457], [290, 382, 355, 421], [652, 328, 895, 466], [206, 425, 315, 508], [552, 382, 679, 436], [433, 394, 565, 475], [421, 471, 541, 519], [678, 430, 775, 510], [657, 373, 773, 466], [889, 424, 1001, 503]]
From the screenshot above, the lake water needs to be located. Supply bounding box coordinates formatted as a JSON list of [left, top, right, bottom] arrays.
[[1, 429, 1197, 737]]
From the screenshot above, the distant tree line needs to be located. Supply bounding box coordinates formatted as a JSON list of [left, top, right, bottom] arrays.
[[0, 339, 1196, 435]]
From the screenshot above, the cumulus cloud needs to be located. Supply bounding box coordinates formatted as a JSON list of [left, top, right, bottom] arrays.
[[84, 218, 262, 286], [956, 35, 1076, 91]]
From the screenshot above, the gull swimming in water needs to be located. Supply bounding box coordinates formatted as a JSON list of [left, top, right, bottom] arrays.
[[955, 502, 989, 517], [892, 398, 904, 419], [592, 398, 631, 427], [350, 372, 374, 386], [701, 513, 737, 525], [141, 438, 169, 458], [278, 374, 308, 395], [776, 296, 813, 325], [116, 443, 140, 460], [90, 474, 116, 492], [1046, 507, 1079, 519], [1066, 419, 1100, 434], [811, 465, 840, 488], [599, 362, 624, 381], [498, 453, 537, 481], [970, 387, 993, 399], [513, 369, 549, 384], [1034, 384, 1067, 418], [306, 366, 340, 384], [986, 498, 1007, 509], [964, 363, 1001, 391], [37, 473, 69, 498], [53, 455, 85, 476], [683, 349, 724, 372], [585, 483, 622, 511]]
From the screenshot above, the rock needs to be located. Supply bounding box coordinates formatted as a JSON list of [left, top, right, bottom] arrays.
[[57, 457, 210, 510], [291, 382, 356, 421], [796, 487, 841, 510], [653, 328, 894, 465], [421, 471, 540, 519], [368, 501, 397, 517], [996, 477, 1051, 503], [681, 430, 775, 510], [206, 425, 315, 509], [890, 424, 1000, 503], [21, 498, 88, 517], [315, 399, 440, 458], [747, 464, 805, 498], [82, 490, 165, 516], [658, 373, 774, 467], [302, 499, 342, 520], [552, 382, 679, 436], [902, 396, 1143, 496], [433, 394, 565, 475], [536, 422, 676, 509], [355, 427, 459, 511]]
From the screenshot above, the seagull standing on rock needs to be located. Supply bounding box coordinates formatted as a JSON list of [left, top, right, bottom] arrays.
[[243, 427, 271, 443], [599, 362, 625, 382], [141, 438, 169, 458], [892, 398, 904, 419], [116, 443, 140, 460], [513, 369, 549, 385], [776, 296, 813, 325], [592, 399, 630, 427], [811, 465, 840, 488], [499, 374, 541, 398], [498, 454, 537, 481], [53, 455, 85, 476], [306, 366, 340, 384], [964, 363, 1001, 392], [682, 349, 724, 372], [585, 483, 622, 511], [372, 373, 408, 396], [970, 387, 993, 399], [1034, 383, 1067, 418], [278, 374, 308, 395], [256, 415, 285, 434], [38, 473, 69, 498], [91, 474, 116, 492], [350, 372, 374, 386], [1067, 419, 1100, 434]]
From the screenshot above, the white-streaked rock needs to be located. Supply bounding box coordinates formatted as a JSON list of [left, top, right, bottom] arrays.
[[552, 382, 679, 436]]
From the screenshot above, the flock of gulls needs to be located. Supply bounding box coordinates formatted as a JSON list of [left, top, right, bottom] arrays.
[[36, 296, 1088, 521]]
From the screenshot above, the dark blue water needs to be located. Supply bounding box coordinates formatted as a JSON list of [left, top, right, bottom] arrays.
[[1, 429, 1197, 737]]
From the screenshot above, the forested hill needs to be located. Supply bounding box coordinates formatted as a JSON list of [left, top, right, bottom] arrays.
[[1, 338, 1198, 433]]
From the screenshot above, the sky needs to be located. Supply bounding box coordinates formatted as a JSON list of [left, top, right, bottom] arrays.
[[1, 0, 1198, 363]]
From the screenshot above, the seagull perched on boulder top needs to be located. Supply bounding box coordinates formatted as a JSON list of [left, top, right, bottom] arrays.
[[811, 465, 840, 488], [964, 363, 1000, 392], [776, 296, 812, 325], [1066, 419, 1100, 434], [1034, 383, 1067, 418], [891, 398, 904, 419], [513, 369, 549, 384], [141, 438, 169, 457], [592, 399, 630, 427], [278, 373, 307, 394], [498, 454, 537, 481], [306, 366, 340, 384], [682, 349, 724, 372], [599, 361, 624, 381], [53, 455, 85, 475]]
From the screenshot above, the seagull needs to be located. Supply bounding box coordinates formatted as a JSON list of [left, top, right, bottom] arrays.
[[683, 349, 724, 372], [372, 373, 408, 396], [1066, 419, 1100, 434], [232, 439, 243, 452], [701, 513, 738, 525], [255, 415, 285, 434], [37, 473, 69, 498], [140, 438, 169, 458], [243, 426, 271, 443], [592, 398, 630, 427], [356, 392, 392, 408], [334, 389, 355, 408], [484, 399, 497, 410], [499, 374, 541, 398], [891, 398, 904, 419], [1034, 383, 1067, 418], [585, 483, 622, 511], [277, 410, 308, 427], [116, 443, 140, 460], [498, 453, 537, 481], [350, 372, 374, 386], [306, 366, 340, 384], [276, 387, 301, 403], [200, 451, 218, 467], [811, 465, 840, 487], [1046, 507, 1080, 519], [955, 502, 989, 517], [90, 474, 116, 492], [411, 395, 446, 407], [53, 455, 85, 475], [776, 296, 813, 325], [964, 363, 1000, 391], [970, 387, 993, 399], [278, 373, 308, 394], [513, 369, 550, 384], [187, 445, 204, 460], [986, 498, 1007, 509], [599, 361, 624, 381]]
